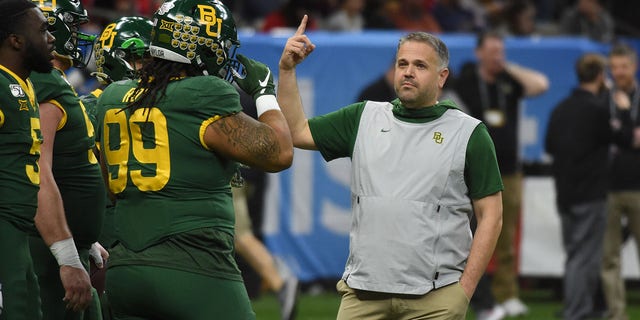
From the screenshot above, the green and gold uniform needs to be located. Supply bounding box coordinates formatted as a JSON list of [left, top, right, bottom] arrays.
[[0, 65, 43, 320], [96, 76, 254, 319], [81, 89, 102, 132], [80, 88, 114, 320], [28, 68, 106, 320], [81, 88, 116, 249]]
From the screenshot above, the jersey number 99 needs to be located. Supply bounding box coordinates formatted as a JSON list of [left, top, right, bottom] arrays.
[[103, 107, 170, 193]]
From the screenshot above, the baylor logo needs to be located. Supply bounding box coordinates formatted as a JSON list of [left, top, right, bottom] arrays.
[[433, 132, 444, 144], [197, 5, 222, 37]]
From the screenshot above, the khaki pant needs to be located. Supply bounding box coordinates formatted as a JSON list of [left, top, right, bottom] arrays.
[[601, 191, 640, 320], [491, 173, 522, 302], [232, 185, 253, 238], [335, 280, 469, 320]]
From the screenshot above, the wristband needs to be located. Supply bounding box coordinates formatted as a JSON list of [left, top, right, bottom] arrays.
[[255, 95, 281, 117], [50, 238, 84, 269]]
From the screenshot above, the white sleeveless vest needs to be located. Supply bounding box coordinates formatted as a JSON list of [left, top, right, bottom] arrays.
[[342, 101, 481, 294]]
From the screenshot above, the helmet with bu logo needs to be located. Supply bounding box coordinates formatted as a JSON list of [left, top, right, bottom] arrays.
[[150, 0, 242, 80]]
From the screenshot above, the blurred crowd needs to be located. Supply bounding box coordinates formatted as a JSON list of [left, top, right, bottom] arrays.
[[81, 0, 640, 41], [70, 0, 639, 97]]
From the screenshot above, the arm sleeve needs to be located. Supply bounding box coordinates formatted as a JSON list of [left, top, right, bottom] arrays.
[[465, 123, 504, 199], [308, 102, 365, 161]]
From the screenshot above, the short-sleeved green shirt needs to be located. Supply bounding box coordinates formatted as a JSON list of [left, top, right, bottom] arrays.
[[95, 76, 242, 252]]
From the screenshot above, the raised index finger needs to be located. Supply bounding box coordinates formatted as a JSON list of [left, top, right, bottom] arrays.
[[295, 15, 308, 36]]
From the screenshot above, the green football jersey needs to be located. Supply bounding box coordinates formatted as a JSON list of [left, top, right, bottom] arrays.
[[0, 65, 42, 232], [81, 88, 118, 248], [80, 88, 102, 129], [95, 76, 242, 251], [30, 69, 106, 247]]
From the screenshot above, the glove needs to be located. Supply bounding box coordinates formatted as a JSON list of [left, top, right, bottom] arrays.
[[89, 242, 107, 269], [233, 54, 276, 100]]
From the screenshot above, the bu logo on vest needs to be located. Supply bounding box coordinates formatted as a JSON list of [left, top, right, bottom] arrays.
[[433, 132, 444, 144]]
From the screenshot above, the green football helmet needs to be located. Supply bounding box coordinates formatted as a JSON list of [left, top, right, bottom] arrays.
[[150, 0, 243, 80], [34, 0, 96, 68], [93, 16, 153, 85]]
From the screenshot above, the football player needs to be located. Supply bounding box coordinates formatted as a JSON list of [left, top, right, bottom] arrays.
[[94, 0, 293, 318], [79, 17, 153, 312], [28, 0, 106, 318], [83, 13, 153, 254], [0, 0, 54, 318]]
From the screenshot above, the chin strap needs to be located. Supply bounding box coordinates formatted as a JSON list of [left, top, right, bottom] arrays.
[[90, 71, 111, 85], [53, 51, 74, 69]]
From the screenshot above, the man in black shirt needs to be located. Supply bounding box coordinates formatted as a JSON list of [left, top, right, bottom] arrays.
[[455, 30, 549, 317], [545, 53, 618, 320], [357, 61, 395, 102]]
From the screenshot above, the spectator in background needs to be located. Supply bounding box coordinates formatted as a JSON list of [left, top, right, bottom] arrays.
[[361, 0, 396, 29], [545, 53, 623, 320], [323, 0, 365, 32], [433, 0, 485, 33], [261, 0, 318, 33], [499, 0, 538, 36], [356, 60, 395, 102], [601, 43, 640, 320], [559, 0, 614, 43], [476, 0, 507, 29], [230, 0, 285, 29], [608, 2, 640, 38], [454, 30, 549, 317], [233, 184, 300, 320], [384, 0, 442, 32]]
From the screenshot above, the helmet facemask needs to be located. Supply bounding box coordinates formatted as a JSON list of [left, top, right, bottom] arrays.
[[221, 41, 246, 81], [38, 0, 96, 68]]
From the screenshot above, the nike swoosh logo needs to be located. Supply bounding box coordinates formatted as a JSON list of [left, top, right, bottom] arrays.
[[258, 68, 271, 88], [381, 128, 391, 132]]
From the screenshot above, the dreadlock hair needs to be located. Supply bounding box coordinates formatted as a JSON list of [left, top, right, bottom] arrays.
[[0, 0, 37, 43], [123, 57, 201, 115]]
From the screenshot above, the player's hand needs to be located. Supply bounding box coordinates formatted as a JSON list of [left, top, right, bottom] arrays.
[[279, 15, 315, 71], [88, 242, 109, 269], [59, 265, 92, 311], [234, 54, 275, 100]]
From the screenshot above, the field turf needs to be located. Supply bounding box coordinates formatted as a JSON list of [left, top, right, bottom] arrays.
[[251, 279, 640, 320]]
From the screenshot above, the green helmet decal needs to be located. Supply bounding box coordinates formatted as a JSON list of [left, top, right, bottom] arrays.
[[33, 0, 96, 68], [94, 16, 153, 84], [150, 0, 242, 80]]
